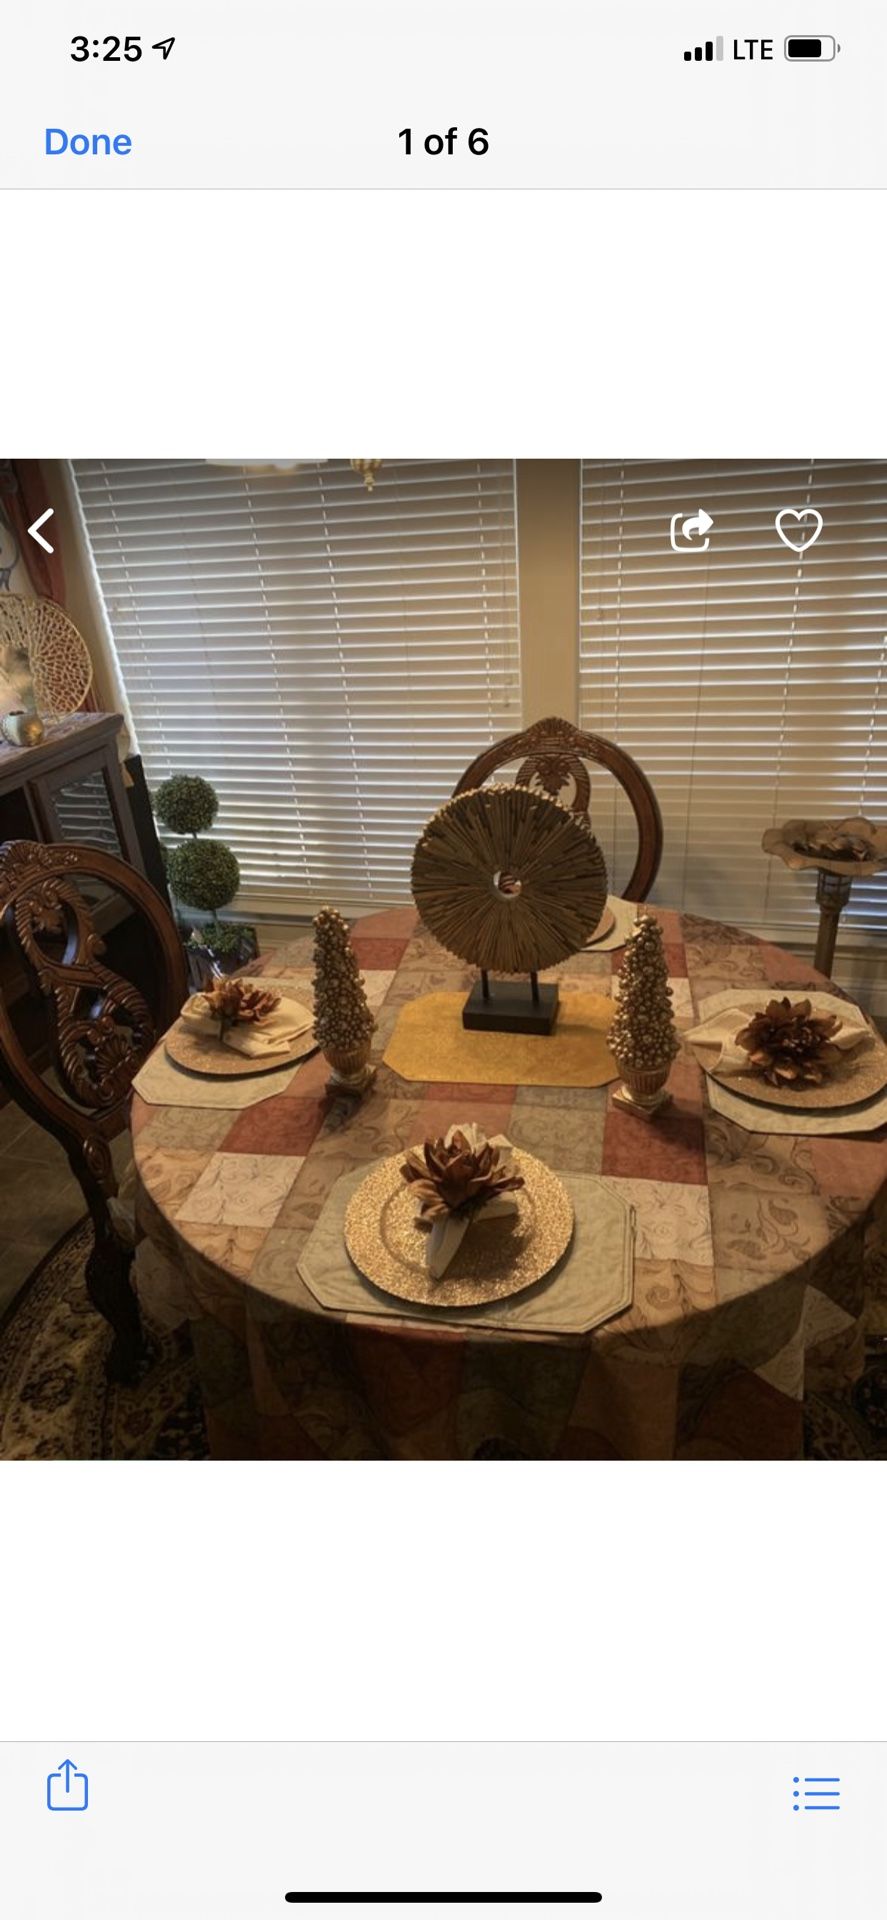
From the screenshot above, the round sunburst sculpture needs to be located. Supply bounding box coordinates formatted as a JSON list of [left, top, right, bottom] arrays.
[[0, 594, 93, 718], [411, 783, 609, 974]]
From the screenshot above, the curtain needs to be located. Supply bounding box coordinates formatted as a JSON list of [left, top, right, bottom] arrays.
[[0, 461, 67, 604], [1, 460, 100, 713]]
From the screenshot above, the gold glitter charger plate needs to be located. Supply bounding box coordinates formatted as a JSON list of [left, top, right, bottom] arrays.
[[689, 994, 887, 1111], [343, 1148, 574, 1308], [165, 1020, 316, 1079]]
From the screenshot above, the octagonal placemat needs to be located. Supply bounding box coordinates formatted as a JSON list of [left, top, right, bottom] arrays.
[[299, 1163, 634, 1336], [384, 989, 618, 1088]]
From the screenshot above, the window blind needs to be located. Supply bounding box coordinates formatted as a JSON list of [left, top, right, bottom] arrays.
[[579, 460, 887, 936], [71, 459, 521, 917]]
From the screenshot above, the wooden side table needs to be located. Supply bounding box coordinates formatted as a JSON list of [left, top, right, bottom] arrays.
[[0, 711, 144, 868]]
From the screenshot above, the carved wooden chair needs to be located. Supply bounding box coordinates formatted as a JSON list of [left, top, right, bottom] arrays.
[[0, 840, 188, 1381], [453, 715, 663, 901]]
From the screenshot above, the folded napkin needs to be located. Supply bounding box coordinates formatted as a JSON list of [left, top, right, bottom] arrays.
[[409, 1123, 521, 1280], [180, 992, 313, 1058], [685, 1004, 871, 1076]]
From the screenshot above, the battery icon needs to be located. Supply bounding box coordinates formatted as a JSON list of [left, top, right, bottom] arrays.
[[784, 35, 838, 59]]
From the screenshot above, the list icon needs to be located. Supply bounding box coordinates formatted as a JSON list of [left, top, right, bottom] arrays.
[[793, 1773, 841, 1811]]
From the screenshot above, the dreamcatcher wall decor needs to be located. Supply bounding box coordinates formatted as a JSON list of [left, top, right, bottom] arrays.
[[0, 593, 93, 730], [411, 783, 609, 1033]]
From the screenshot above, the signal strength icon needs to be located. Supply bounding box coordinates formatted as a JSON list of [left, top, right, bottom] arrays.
[[684, 36, 724, 60]]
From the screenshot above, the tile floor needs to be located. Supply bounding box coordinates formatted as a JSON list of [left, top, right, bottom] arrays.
[[0, 1090, 131, 1320]]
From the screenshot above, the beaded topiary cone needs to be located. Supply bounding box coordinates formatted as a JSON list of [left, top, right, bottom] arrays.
[[609, 913, 679, 1117], [312, 905, 377, 1093]]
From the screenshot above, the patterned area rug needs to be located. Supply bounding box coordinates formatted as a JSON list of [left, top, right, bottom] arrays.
[[804, 1340, 887, 1460], [0, 1219, 208, 1461], [1, 1220, 885, 1459]]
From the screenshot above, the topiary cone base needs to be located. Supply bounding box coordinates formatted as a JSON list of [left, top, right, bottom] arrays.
[[612, 1063, 673, 1119], [323, 1042, 376, 1096]]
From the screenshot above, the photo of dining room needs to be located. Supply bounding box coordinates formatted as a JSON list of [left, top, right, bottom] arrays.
[[0, 456, 885, 1461]]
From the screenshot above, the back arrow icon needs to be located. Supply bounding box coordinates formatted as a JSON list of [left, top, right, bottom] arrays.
[[27, 508, 55, 554]]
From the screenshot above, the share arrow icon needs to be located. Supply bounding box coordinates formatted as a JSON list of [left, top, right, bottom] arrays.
[[46, 1758, 89, 1811]]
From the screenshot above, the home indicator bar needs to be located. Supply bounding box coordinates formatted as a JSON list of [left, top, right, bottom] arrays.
[[284, 1899, 603, 1909]]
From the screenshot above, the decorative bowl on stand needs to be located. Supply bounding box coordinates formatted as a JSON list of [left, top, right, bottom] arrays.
[[761, 816, 887, 977]]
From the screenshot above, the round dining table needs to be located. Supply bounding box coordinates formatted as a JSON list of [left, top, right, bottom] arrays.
[[131, 904, 887, 1459]]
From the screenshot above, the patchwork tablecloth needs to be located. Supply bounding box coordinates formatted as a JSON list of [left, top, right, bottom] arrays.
[[132, 906, 887, 1459]]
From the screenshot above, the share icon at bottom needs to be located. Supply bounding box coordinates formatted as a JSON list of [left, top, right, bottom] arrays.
[[46, 1759, 89, 1812]]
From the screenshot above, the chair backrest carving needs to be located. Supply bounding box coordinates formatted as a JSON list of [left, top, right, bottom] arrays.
[[453, 716, 663, 902], [0, 839, 187, 1191]]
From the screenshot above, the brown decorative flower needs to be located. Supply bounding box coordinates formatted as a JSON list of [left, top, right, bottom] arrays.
[[798, 827, 872, 862], [401, 1128, 524, 1222], [762, 816, 887, 877], [204, 979, 280, 1036], [735, 996, 842, 1087]]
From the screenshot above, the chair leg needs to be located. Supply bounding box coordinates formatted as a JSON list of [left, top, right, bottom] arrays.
[[84, 1220, 146, 1384]]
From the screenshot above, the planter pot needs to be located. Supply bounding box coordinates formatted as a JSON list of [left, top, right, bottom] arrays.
[[612, 1060, 672, 1118], [322, 1040, 376, 1095], [185, 925, 259, 991]]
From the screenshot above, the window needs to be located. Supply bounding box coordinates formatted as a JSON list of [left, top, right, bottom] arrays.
[[579, 460, 887, 936], [72, 459, 521, 917]]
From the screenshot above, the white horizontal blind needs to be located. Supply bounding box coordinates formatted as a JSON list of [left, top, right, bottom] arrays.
[[72, 459, 521, 916], [53, 771, 124, 860], [579, 460, 887, 935]]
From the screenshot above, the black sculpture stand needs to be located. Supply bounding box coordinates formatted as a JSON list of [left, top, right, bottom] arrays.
[[462, 970, 559, 1035]]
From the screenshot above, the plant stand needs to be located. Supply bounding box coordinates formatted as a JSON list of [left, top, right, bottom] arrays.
[[813, 870, 854, 978], [762, 817, 887, 983]]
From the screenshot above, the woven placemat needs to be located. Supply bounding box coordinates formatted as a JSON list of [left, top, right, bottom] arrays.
[[299, 1165, 634, 1336], [384, 989, 619, 1088]]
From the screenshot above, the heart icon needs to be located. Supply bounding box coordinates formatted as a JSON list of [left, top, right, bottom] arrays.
[[775, 507, 823, 554]]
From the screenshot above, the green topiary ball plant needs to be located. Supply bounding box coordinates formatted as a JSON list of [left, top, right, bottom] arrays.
[[154, 774, 219, 837], [167, 838, 241, 914], [154, 773, 252, 976]]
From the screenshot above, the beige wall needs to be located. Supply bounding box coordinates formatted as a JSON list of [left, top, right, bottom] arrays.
[[516, 459, 579, 725], [41, 458, 122, 715]]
